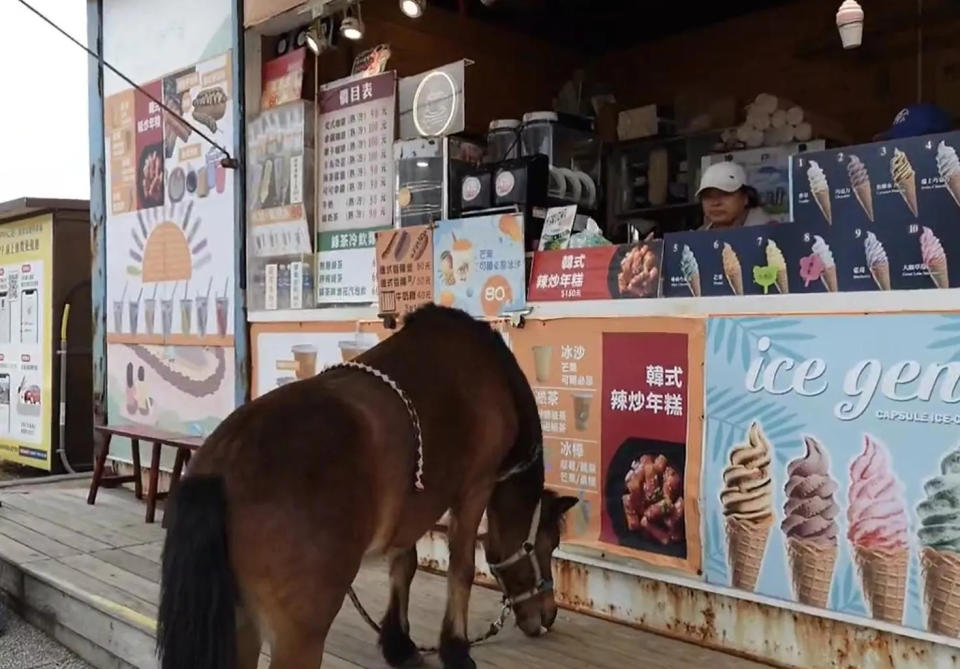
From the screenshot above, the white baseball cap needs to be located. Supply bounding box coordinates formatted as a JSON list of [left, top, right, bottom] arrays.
[[697, 161, 748, 197]]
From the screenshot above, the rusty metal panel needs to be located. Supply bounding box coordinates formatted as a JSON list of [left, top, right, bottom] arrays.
[[417, 533, 960, 668]]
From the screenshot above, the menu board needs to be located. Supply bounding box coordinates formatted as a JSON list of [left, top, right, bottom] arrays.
[[317, 72, 396, 233], [316, 228, 379, 304], [0, 216, 53, 470], [376, 226, 433, 319], [247, 101, 314, 258]]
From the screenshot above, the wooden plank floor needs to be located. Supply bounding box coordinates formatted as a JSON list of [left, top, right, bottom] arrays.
[[0, 482, 771, 669]]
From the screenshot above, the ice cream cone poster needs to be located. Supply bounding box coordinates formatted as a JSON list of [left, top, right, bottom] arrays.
[[792, 131, 960, 230], [704, 312, 960, 639], [661, 226, 775, 298], [432, 215, 526, 318], [510, 316, 704, 574]]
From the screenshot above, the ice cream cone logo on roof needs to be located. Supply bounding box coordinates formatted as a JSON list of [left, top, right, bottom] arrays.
[[127, 203, 210, 283]]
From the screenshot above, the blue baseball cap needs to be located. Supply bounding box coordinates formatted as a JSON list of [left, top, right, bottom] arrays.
[[877, 104, 954, 140]]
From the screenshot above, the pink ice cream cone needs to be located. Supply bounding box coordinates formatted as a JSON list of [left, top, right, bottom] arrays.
[[847, 434, 909, 624]]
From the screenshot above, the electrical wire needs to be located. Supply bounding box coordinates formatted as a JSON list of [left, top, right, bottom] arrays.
[[15, 0, 237, 167]]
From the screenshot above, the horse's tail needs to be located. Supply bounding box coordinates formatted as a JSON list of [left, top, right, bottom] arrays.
[[157, 475, 236, 669]]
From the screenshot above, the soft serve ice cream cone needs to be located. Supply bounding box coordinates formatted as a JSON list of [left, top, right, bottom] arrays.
[[720, 423, 774, 592], [782, 436, 840, 608], [807, 161, 832, 225], [921, 226, 949, 289], [863, 232, 890, 290], [765, 240, 788, 294], [812, 235, 838, 292], [847, 155, 874, 222], [937, 141, 960, 210], [891, 149, 919, 217], [847, 435, 909, 624], [680, 244, 700, 297], [721, 243, 743, 295], [836, 0, 864, 49], [918, 445, 960, 637]]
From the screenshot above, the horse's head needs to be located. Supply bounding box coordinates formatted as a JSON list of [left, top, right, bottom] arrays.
[[485, 490, 578, 637]]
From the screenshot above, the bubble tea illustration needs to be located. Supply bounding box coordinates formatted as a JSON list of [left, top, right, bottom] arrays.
[[179, 282, 193, 336], [216, 278, 230, 336], [113, 284, 127, 333], [128, 287, 142, 335]]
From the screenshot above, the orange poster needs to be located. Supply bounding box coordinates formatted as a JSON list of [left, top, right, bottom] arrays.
[[512, 316, 705, 574], [376, 226, 433, 319]]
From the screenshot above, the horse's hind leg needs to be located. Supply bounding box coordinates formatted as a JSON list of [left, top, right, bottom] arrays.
[[379, 547, 421, 667], [268, 589, 342, 669]]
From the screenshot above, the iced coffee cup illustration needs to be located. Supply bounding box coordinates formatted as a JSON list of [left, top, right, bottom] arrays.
[[451, 235, 474, 284], [216, 277, 230, 336], [339, 340, 370, 362], [144, 285, 158, 336], [532, 345, 552, 383], [161, 291, 174, 337], [128, 287, 142, 335], [291, 344, 317, 380], [113, 299, 124, 333], [572, 391, 594, 432], [180, 297, 193, 336]]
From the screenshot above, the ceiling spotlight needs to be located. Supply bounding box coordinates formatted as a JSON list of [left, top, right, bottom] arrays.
[[304, 18, 328, 55], [340, 4, 364, 41], [400, 0, 425, 18]]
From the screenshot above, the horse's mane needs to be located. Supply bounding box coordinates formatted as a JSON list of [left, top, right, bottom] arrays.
[[404, 305, 544, 491]]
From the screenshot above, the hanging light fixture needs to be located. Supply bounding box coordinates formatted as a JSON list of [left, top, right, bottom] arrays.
[[400, 0, 425, 18], [304, 17, 329, 55], [340, 3, 365, 41]]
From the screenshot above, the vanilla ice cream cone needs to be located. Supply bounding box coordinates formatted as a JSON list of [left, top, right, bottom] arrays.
[[821, 266, 838, 292], [813, 189, 833, 225], [726, 516, 772, 592], [786, 538, 837, 608], [854, 545, 908, 624], [922, 547, 960, 637], [947, 174, 960, 210]]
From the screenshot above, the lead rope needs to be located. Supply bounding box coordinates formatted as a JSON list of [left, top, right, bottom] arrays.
[[347, 588, 510, 654], [324, 362, 513, 651]]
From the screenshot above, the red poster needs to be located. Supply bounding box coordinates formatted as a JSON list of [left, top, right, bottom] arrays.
[[134, 80, 164, 210], [600, 332, 690, 561], [527, 241, 663, 302], [262, 48, 306, 109]]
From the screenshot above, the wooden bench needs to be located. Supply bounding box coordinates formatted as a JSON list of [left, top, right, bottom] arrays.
[[87, 424, 203, 524]]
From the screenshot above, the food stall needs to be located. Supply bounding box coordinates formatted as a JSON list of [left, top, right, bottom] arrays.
[[91, 0, 960, 665]]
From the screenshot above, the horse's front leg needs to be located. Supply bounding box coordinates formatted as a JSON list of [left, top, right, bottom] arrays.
[[379, 546, 421, 667], [439, 494, 487, 669]]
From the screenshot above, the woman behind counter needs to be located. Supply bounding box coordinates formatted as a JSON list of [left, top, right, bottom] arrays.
[[696, 161, 772, 230]]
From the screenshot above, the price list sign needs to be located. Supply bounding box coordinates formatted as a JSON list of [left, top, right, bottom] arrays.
[[317, 72, 396, 233]]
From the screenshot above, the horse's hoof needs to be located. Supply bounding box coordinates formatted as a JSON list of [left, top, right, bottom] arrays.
[[380, 626, 421, 668], [439, 638, 475, 669]]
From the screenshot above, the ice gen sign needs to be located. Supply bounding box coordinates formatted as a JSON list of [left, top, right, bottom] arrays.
[[743, 333, 960, 421]]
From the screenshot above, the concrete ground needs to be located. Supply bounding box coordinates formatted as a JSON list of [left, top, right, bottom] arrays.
[[0, 602, 94, 669]]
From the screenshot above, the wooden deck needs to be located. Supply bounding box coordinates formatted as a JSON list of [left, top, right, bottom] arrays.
[[0, 481, 771, 669]]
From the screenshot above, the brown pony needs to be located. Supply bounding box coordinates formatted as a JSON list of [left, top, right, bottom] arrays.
[[158, 305, 577, 669]]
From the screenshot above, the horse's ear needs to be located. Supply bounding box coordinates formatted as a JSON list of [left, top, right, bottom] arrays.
[[554, 496, 579, 516]]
